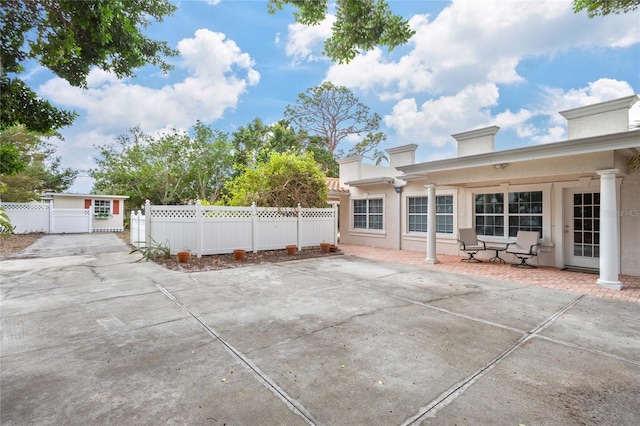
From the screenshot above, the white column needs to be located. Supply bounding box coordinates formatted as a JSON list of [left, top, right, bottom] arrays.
[[425, 184, 439, 264], [596, 169, 622, 290]]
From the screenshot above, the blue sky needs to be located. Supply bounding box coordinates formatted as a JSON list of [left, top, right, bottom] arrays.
[[25, 0, 640, 193]]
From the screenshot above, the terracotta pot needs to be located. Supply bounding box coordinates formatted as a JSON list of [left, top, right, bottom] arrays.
[[233, 249, 246, 261], [320, 242, 331, 253], [286, 244, 297, 255], [329, 244, 338, 252], [177, 251, 191, 263]]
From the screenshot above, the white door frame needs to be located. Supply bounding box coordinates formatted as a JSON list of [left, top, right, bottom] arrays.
[[563, 188, 600, 269]]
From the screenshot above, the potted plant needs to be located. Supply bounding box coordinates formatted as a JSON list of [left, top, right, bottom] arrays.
[[233, 249, 246, 261], [286, 244, 297, 255], [176, 249, 191, 263]]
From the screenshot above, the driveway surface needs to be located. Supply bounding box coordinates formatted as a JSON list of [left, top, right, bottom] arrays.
[[1, 234, 639, 425]]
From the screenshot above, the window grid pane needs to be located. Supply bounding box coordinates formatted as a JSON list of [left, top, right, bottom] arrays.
[[353, 199, 383, 230], [475, 193, 504, 236], [94, 200, 111, 215], [407, 195, 454, 234]]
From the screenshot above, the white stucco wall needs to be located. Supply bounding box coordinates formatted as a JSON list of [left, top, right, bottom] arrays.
[[567, 109, 630, 139], [52, 196, 85, 209]]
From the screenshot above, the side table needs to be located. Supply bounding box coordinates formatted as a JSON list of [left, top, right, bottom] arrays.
[[486, 245, 507, 264]]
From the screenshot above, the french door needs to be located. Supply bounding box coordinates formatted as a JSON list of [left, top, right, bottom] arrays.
[[564, 189, 600, 269]]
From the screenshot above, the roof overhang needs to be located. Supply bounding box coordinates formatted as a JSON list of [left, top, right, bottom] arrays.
[[43, 192, 130, 200], [397, 130, 640, 175], [344, 177, 395, 187]]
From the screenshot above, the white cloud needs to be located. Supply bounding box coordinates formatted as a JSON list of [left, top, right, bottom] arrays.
[[38, 29, 259, 193], [384, 77, 636, 150], [383, 83, 500, 147], [323, 0, 639, 99], [540, 78, 636, 125], [283, 15, 335, 64], [39, 29, 259, 134]]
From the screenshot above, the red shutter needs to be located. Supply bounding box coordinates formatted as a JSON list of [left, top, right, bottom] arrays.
[[113, 200, 120, 215], [84, 199, 92, 209]]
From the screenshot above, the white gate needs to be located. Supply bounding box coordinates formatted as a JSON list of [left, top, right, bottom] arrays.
[[52, 209, 92, 233], [1, 202, 92, 234]]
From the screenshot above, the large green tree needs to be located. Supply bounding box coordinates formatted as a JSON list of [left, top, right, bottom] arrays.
[[268, 0, 415, 63], [0, 125, 78, 201], [230, 118, 339, 177], [231, 118, 302, 173], [0, 0, 177, 134], [223, 151, 328, 208], [91, 123, 234, 208], [285, 81, 387, 164]]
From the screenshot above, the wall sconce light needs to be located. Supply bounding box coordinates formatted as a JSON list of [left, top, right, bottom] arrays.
[[493, 163, 508, 170]]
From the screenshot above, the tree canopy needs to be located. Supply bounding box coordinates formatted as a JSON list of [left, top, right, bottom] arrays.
[[223, 151, 328, 208], [285, 81, 387, 164], [91, 124, 234, 208], [0, 0, 177, 134], [0, 125, 78, 201], [230, 118, 339, 177], [268, 0, 414, 63]]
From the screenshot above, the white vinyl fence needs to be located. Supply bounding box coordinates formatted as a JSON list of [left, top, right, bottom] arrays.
[[1, 201, 92, 234], [130, 200, 338, 257]]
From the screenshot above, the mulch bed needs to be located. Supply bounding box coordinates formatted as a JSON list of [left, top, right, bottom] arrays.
[[153, 246, 343, 272]]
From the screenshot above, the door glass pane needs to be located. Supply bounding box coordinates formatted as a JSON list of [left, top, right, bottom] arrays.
[[574, 194, 582, 205]]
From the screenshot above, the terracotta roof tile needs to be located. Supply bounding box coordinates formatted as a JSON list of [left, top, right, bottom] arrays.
[[326, 177, 349, 193]]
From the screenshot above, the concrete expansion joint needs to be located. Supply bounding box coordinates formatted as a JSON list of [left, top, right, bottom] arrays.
[[401, 295, 587, 425], [153, 281, 319, 426]]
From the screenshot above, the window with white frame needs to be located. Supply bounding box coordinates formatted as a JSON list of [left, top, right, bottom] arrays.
[[94, 200, 111, 216], [353, 198, 383, 230], [408, 197, 427, 232], [408, 195, 454, 234], [475, 191, 542, 237]]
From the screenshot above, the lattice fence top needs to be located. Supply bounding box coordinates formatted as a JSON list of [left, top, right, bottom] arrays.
[[1, 202, 50, 211], [150, 209, 197, 219], [301, 210, 335, 218], [257, 209, 298, 218], [201, 209, 252, 218]]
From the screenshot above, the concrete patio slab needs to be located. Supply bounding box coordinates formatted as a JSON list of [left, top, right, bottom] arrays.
[[1, 234, 639, 425]]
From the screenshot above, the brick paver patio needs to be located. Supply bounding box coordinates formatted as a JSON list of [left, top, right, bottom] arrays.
[[339, 243, 640, 304]]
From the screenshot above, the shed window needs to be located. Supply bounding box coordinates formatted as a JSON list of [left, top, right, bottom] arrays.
[[94, 200, 111, 216]]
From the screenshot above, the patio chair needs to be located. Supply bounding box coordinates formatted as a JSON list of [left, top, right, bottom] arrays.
[[506, 231, 541, 269], [457, 228, 487, 263]]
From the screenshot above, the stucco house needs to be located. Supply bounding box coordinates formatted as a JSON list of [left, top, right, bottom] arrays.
[[336, 95, 640, 290], [43, 193, 129, 233]]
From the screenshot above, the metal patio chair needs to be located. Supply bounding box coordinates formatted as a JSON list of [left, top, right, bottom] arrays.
[[506, 231, 541, 268], [457, 228, 487, 263]]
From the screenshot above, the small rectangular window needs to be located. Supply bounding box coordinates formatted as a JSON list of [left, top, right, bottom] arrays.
[[94, 200, 111, 216]]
